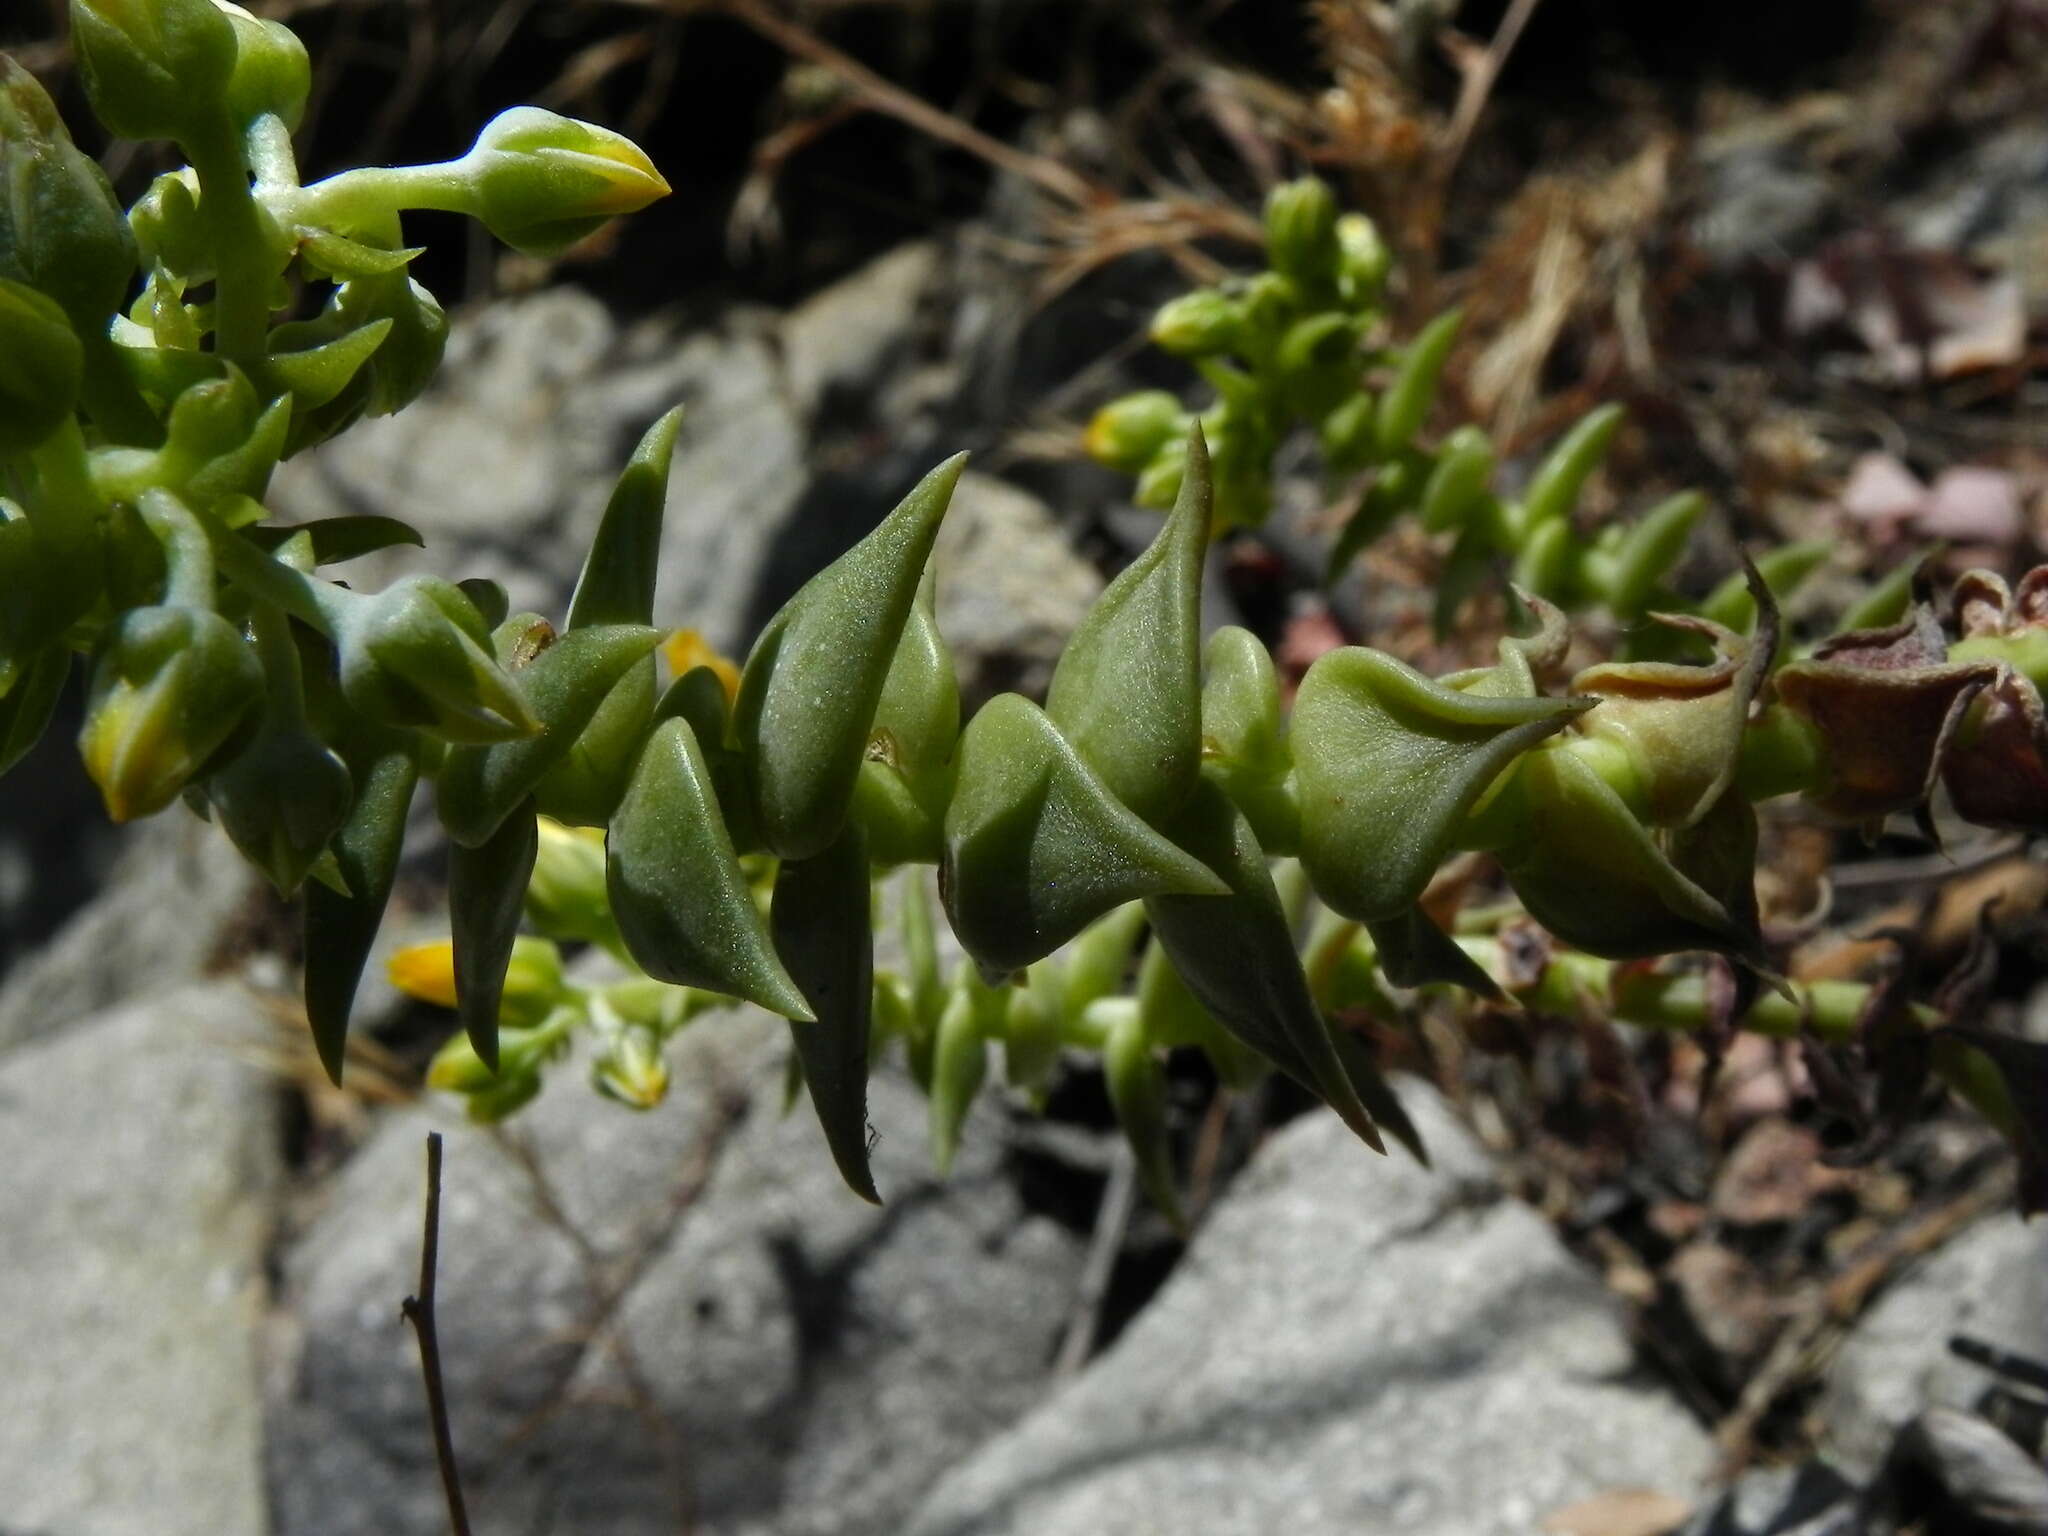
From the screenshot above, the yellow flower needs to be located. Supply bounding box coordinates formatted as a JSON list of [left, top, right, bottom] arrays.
[[662, 628, 740, 702], [388, 940, 458, 1008]]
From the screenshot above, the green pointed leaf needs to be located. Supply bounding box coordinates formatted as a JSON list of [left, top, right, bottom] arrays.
[[247, 515, 424, 565], [1375, 308, 1462, 456], [1515, 402, 1622, 534], [852, 570, 959, 864], [0, 647, 68, 780], [1418, 425, 1497, 534], [606, 716, 812, 1018], [567, 407, 683, 629], [438, 624, 663, 847], [1331, 1030, 1428, 1165], [299, 231, 423, 280], [450, 798, 539, 1071], [1146, 779, 1384, 1152], [1294, 646, 1589, 924], [1603, 491, 1703, 617], [1499, 745, 1759, 961], [774, 820, 880, 1203], [303, 742, 417, 1085], [210, 724, 353, 896], [1135, 937, 1264, 1088], [257, 317, 392, 411], [1366, 906, 1501, 996], [942, 694, 1227, 976], [1046, 426, 1211, 826], [736, 453, 966, 859]]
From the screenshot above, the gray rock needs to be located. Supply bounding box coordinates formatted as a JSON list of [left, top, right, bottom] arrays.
[[1676, 1462, 1859, 1536], [0, 983, 283, 1536], [907, 1089, 1716, 1536], [935, 472, 1101, 701], [0, 813, 259, 1054], [780, 243, 944, 423], [266, 1008, 1082, 1536], [1818, 1214, 2048, 1479]]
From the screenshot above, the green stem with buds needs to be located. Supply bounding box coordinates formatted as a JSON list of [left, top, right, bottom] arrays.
[[186, 118, 276, 368]]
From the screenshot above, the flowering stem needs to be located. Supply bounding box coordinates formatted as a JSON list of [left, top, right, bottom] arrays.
[[289, 161, 476, 237], [186, 118, 274, 368], [137, 490, 216, 611]]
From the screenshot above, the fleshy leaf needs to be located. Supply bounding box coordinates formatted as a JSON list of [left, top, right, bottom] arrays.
[[941, 694, 1228, 977], [605, 716, 812, 1019], [437, 624, 662, 847], [1146, 779, 1384, 1152], [449, 799, 539, 1071], [303, 741, 416, 1084], [1046, 426, 1211, 827], [735, 454, 965, 859], [1498, 746, 1760, 962], [1293, 645, 1588, 924], [773, 820, 880, 1203]]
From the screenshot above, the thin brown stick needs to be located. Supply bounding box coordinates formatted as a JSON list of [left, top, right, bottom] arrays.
[[401, 1132, 473, 1536], [700, 0, 1103, 210], [1438, 0, 1545, 185]]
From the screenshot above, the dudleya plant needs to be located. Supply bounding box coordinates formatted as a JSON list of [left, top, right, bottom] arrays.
[[1084, 176, 1901, 642], [4, 9, 2043, 1223]]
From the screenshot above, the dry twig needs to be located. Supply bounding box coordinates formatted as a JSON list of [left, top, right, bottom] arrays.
[[401, 1132, 473, 1536]]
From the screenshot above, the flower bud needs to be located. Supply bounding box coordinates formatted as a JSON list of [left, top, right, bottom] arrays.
[[426, 1002, 573, 1095], [215, 2, 310, 130], [152, 366, 289, 507], [1264, 176, 1340, 289], [79, 604, 264, 821], [1336, 212, 1391, 304], [0, 279, 83, 455], [1084, 390, 1185, 473], [0, 58, 137, 331], [1133, 440, 1185, 510], [1148, 288, 1240, 357], [523, 816, 614, 945], [592, 1026, 670, 1109], [334, 574, 538, 743], [129, 170, 211, 281], [459, 107, 671, 260], [68, 0, 238, 142], [391, 933, 565, 1031]]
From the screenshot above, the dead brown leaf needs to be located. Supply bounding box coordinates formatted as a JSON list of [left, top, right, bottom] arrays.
[[1541, 1488, 1691, 1536]]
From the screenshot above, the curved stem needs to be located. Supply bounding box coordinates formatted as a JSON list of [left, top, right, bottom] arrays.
[[137, 489, 215, 611], [289, 161, 476, 237]]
